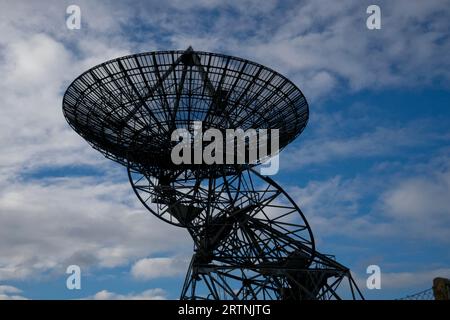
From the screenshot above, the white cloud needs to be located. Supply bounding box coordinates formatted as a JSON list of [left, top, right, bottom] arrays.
[[0, 176, 190, 281], [0, 1, 194, 283], [0, 32, 132, 178], [383, 170, 450, 220], [0, 0, 448, 299], [287, 175, 391, 242], [353, 268, 450, 295], [379, 154, 450, 242], [381, 268, 450, 290], [131, 256, 189, 280], [286, 153, 450, 243], [178, 0, 450, 99], [289, 176, 362, 218], [281, 119, 447, 170], [90, 288, 167, 300], [2, 1, 449, 102], [0, 285, 27, 300]]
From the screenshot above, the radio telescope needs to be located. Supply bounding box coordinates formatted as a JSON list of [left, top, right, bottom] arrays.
[[63, 47, 363, 300]]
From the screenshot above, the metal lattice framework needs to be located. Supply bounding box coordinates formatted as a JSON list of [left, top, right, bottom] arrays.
[[399, 288, 435, 300], [63, 47, 308, 177], [181, 246, 362, 300], [62, 47, 363, 300]]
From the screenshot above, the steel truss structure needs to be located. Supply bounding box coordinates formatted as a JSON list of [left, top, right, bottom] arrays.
[[63, 47, 363, 300]]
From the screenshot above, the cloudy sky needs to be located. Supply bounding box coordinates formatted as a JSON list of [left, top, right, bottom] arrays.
[[0, 0, 449, 300]]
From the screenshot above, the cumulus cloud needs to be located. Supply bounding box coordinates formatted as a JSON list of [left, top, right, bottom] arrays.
[[0, 0, 190, 283], [287, 175, 390, 242], [383, 170, 450, 220], [287, 153, 450, 243], [162, 0, 450, 99], [0, 285, 27, 300], [381, 268, 450, 290], [289, 176, 362, 218], [131, 256, 189, 280], [0, 176, 190, 281], [89, 288, 167, 300], [353, 267, 450, 296], [0, 0, 449, 299], [281, 117, 450, 170], [379, 154, 450, 242]]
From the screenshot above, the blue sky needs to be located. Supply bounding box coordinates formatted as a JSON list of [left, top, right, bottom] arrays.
[[0, 0, 449, 300]]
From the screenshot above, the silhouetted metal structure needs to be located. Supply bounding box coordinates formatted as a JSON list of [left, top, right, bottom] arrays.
[[399, 288, 435, 300], [63, 47, 363, 300]]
